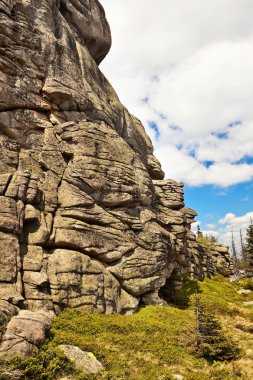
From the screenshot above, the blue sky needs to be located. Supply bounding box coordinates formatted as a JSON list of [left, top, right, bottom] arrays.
[[185, 183, 252, 223], [185, 182, 253, 248], [185, 182, 252, 227], [101, 0, 253, 247]]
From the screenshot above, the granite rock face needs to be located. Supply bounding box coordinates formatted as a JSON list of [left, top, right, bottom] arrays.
[[0, 0, 232, 357], [0, 310, 52, 358]]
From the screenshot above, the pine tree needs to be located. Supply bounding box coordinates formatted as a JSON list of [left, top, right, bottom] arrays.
[[245, 217, 253, 271], [197, 225, 203, 238], [194, 294, 240, 362]]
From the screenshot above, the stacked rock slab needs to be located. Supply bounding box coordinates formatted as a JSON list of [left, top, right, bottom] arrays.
[[0, 0, 232, 357], [152, 181, 232, 301]]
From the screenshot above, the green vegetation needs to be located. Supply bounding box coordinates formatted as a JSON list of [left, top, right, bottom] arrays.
[[2, 347, 74, 380], [1, 276, 253, 380], [168, 276, 201, 308], [245, 218, 253, 267], [48, 306, 191, 380], [193, 294, 240, 362], [245, 218, 253, 251], [197, 235, 218, 250], [237, 218, 253, 271], [239, 278, 253, 291], [196, 225, 218, 250]]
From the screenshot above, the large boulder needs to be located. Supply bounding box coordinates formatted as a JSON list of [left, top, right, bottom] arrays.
[[0, 310, 52, 358], [59, 345, 104, 375]]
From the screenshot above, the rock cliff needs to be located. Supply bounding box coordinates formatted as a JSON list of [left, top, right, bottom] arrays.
[[0, 0, 232, 357]]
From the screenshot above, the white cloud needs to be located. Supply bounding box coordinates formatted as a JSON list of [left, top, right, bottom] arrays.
[[218, 213, 236, 225], [198, 211, 253, 252], [202, 230, 219, 239], [155, 146, 253, 186], [101, 0, 253, 187]]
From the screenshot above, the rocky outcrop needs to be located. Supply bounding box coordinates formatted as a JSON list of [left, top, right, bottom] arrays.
[[0, 0, 233, 357]]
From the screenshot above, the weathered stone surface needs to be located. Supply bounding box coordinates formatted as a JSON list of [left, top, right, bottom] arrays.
[[153, 180, 185, 210], [60, 0, 111, 65], [22, 245, 44, 271], [47, 249, 139, 314], [59, 345, 104, 374], [237, 289, 252, 295], [0, 197, 23, 234], [0, 310, 52, 358], [0, 173, 12, 195], [108, 222, 175, 296], [0, 285, 23, 306], [0, 0, 233, 357], [0, 232, 20, 283], [209, 243, 232, 277], [141, 290, 168, 306], [0, 301, 18, 342]]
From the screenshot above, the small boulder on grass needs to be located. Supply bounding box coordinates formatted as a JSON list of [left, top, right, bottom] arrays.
[[243, 301, 253, 306], [237, 289, 252, 295], [58, 345, 104, 375], [172, 374, 184, 380]]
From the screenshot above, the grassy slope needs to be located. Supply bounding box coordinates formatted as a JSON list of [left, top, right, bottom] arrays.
[[3, 277, 253, 380]]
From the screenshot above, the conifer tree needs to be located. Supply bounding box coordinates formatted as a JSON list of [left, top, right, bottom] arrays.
[[245, 217, 253, 271], [194, 294, 240, 362], [197, 225, 203, 238]]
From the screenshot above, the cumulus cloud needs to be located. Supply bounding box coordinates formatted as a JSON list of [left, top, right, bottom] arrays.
[[195, 211, 253, 252], [101, 0, 253, 187]]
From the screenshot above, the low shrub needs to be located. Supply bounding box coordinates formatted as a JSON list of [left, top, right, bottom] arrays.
[[6, 347, 74, 380], [239, 278, 253, 291], [193, 295, 240, 362]]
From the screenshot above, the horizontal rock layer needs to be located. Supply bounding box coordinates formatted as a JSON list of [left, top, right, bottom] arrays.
[[0, 0, 233, 357]]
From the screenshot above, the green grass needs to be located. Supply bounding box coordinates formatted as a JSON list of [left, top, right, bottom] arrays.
[[199, 275, 253, 318], [196, 236, 218, 250], [3, 347, 74, 380], [48, 306, 196, 380], [2, 276, 253, 380], [239, 278, 253, 291]]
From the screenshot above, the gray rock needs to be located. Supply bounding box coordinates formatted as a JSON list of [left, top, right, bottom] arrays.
[[59, 345, 104, 374], [172, 375, 185, 380], [0, 0, 234, 358], [0, 310, 53, 358], [237, 289, 252, 295], [243, 301, 253, 306]]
